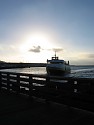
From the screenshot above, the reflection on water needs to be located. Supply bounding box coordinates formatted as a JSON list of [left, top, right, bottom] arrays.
[[0, 67, 47, 75], [0, 65, 94, 78]]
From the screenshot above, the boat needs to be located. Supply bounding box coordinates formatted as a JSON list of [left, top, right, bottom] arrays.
[[46, 52, 71, 75]]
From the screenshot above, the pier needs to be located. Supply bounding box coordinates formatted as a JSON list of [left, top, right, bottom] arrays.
[[0, 71, 94, 111], [1, 71, 94, 124]]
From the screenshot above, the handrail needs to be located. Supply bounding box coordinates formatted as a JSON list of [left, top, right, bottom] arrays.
[[0, 71, 94, 111]]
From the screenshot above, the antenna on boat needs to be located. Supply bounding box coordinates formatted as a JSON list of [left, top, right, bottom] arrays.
[[55, 51, 56, 57]]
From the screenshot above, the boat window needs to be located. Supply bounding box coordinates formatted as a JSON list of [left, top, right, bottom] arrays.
[[52, 57, 58, 60], [47, 61, 50, 64]]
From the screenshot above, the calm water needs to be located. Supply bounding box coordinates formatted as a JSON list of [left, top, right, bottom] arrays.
[[1, 65, 94, 78]]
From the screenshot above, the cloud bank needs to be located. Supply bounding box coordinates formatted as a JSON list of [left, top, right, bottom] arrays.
[[47, 48, 63, 52], [80, 53, 94, 58], [87, 54, 94, 58], [28, 46, 63, 53], [52, 48, 63, 52]]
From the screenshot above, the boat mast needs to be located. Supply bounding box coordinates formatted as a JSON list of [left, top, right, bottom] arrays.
[[52, 51, 58, 60], [54, 51, 58, 60], [55, 51, 56, 58]]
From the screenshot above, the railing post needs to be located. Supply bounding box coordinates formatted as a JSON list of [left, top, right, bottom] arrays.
[[0, 72, 1, 91], [46, 76, 50, 87], [29, 75, 33, 100], [45, 76, 50, 103], [7, 73, 10, 92], [17, 74, 20, 94], [67, 79, 74, 95], [65, 79, 74, 107]]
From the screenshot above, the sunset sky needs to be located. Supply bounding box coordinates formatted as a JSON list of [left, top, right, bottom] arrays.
[[0, 0, 94, 65]]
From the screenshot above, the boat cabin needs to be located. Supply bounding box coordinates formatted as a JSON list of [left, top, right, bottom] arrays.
[[47, 52, 69, 65], [47, 59, 65, 64], [52, 56, 58, 60], [47, 58, 69, 65]]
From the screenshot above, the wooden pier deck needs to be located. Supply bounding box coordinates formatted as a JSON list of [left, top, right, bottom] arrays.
[[1, 90, 94, 125]]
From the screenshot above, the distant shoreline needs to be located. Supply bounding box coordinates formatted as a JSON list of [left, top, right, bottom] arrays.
[[0, 63, 47, 69]]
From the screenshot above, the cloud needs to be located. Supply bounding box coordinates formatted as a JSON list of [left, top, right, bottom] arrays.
[[48, 48, 63, 52], [29, 46, 41, 53]]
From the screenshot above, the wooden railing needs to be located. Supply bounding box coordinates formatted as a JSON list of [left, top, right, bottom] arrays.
[[1, 71, 94, 111]]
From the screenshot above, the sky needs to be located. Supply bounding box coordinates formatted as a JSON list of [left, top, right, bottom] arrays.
[[0, 0, 94, 65]]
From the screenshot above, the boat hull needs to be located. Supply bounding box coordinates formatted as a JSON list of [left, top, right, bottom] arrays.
[[46, 64, 70, 76]]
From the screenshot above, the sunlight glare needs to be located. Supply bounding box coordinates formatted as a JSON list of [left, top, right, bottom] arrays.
[[20, 33, 54, 53], [19, 32, 55, 62]]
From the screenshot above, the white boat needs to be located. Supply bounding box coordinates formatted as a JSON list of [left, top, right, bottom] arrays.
[[46, 52, 71, 75]]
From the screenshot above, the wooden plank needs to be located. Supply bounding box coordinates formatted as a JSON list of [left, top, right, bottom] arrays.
[[32, 79, 46, 85], [19, 77, 29, 82], [1, 83, 7, 88], [20, 87, 29, 94], [20, 83, 29, 88]]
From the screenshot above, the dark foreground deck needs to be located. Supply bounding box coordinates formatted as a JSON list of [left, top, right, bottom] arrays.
[[1, 90, 94, 125]]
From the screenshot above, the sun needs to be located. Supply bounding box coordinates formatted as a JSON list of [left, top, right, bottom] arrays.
[[20, 33, 54, 53], [19, 32, 55, 62]]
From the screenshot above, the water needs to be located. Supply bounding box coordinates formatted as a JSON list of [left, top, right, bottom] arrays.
[[1, 65, 94, 78], [69, 65, 94, 78]]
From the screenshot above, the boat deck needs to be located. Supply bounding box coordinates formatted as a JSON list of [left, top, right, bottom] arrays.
[[1, 91, 94, 125]]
